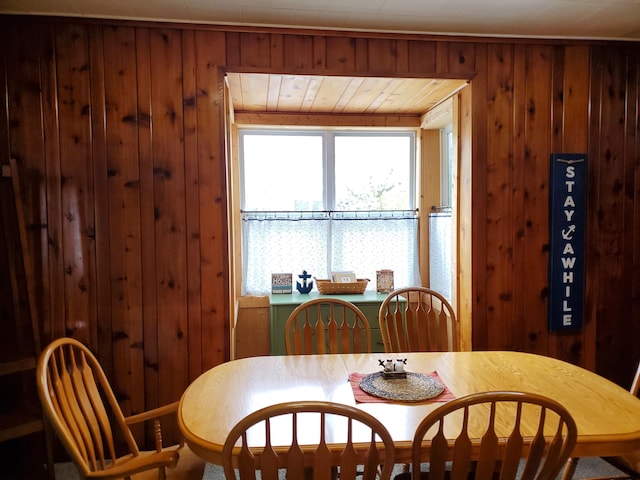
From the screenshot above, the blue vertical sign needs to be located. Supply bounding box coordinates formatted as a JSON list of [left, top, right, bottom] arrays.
[[548, 153, 587, 331]]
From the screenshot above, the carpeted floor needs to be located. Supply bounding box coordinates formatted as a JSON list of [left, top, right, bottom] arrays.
[[54, 456, 630, 480]]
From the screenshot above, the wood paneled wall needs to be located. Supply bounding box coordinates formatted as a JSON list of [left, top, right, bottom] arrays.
[[0, 19, 230, 423], [1, 16, 639, 423], [588, 45, 640, 381]]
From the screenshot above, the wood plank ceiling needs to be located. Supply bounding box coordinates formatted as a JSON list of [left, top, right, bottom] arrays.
[[226, 73, 468, 116]]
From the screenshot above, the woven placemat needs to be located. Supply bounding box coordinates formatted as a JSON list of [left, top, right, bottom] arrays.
[[359, 372, 445, 402]]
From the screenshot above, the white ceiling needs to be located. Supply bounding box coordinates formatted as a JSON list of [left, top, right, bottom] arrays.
[[2, 0, 640, 41]]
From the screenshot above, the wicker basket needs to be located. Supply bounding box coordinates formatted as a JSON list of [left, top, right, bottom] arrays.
[[315, 278, 369, 295]]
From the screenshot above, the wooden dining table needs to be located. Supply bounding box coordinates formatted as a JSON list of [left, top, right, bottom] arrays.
[[178, 351, 640, 470]]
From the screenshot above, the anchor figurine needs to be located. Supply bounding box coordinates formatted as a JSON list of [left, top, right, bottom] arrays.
[[296, 270, 314, 294]]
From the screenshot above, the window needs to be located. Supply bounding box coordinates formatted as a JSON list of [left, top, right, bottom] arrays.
[[440, 124, 453, 208], [240, 129, 420, 295], [430, 123, 455, 303]]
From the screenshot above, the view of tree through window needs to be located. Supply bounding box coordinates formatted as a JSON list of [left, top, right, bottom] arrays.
[[334, 135, 412, 211], [240, 129, 420, 295]]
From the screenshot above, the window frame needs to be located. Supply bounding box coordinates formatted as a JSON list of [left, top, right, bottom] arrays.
[[239, 128, 417, 213], [440, 124, 453, 208], [238, 127, 419, 295]]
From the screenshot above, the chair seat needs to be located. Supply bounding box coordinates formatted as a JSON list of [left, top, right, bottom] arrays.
[[105, 450, 179, 478], [129, 445, 205, 479], [55, 445, 205, 480]]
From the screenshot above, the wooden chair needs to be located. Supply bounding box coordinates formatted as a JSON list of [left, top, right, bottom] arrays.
[[221, 400, 395, 480], [378, 287, 458, 353], [399, 391, 577, 480], [565, 360, 640, 480], [598, 359, 640, 478], [285, 298, 372, 354], [36, 337, 205, 480]]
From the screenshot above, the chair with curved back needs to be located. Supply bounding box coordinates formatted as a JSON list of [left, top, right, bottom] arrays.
[[36, 337, 204, 480], [565, 359, 640, 480], [402, 391, 578, 480], [222, 400, 396, 480], [285, 298, 372, 354], [378, 287, 458, 353], [600, 358, 640, 477]]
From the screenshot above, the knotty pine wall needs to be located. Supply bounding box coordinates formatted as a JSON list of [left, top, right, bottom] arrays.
[[1, 15, 639, 424]]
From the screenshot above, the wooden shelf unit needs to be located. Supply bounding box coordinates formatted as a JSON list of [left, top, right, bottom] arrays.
[[0, 159, 53, 477]]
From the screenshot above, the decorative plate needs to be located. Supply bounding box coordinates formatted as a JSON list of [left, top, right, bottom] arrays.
[[359, 372, 445, 402]]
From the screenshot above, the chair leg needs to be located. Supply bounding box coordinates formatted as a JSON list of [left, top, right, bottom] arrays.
[[562, 458, 578, 480], [43, 418, 56, 480]]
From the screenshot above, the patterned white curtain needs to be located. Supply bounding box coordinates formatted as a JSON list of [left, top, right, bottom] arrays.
[[242, 212, 420, 295], [429, 210, 453, 303]]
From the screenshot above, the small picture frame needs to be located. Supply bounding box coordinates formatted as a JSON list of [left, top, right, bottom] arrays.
[[332, 271, 356, 283], [376, 270, 394, 294], [271, 273, 293, 294]]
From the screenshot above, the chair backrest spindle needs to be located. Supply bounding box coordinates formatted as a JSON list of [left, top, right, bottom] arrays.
[[222, 401, 395, 480], [285, 298, 372, 355], [379, 287, 458, 353], [409, 391, 577, 480]]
